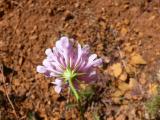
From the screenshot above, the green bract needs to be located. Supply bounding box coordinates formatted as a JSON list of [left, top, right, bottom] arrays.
[[63, 67, 77, 81]]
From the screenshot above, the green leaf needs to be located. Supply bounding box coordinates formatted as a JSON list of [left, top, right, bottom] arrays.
[[27, 111, 36, 120], [92, 112, 100, 120], [65, 102, 77, 109], [80, 86, 95, 99], [145, 95, 160, 118]]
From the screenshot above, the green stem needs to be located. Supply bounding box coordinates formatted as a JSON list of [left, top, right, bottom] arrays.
[[68, 78, 85, 120], [78, 100, 85, 120], [68, 78, 80, 101]]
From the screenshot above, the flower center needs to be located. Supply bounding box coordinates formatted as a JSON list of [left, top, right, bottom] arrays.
[[63, 68, 77, 80]]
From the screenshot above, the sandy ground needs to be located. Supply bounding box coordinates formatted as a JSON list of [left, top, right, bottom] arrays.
[[0, 0, 160, 119]]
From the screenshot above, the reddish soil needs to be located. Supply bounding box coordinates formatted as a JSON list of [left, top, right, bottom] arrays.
[[0, 0, 160, 120]]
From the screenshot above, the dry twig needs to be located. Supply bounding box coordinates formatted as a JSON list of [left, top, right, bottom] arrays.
[[117, 46, 127, 70], [0, 64, 18, 119]]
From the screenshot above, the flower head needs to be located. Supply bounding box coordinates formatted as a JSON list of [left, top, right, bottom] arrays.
[[37, 36, 102, 94]]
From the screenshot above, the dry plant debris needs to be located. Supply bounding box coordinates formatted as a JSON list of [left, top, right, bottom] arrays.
[[0, 0, 160, 119]]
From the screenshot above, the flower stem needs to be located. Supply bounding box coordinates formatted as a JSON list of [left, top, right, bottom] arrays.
[[78, 100, 85, 120], [68, 78, 80, 101], [68, 78, 85, 120]]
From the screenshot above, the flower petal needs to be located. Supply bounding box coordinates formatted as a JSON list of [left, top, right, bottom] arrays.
[[78, 71, 97, 83], [56, 36, 70, 50], [43, 59, 62, 75], [36, 66, 47, 73], [89, 71, 96, 76], [50, 72, 59, 77], [52, 79, 62, 86], [55, 36, 73, 65], [92, 58, 102, 67], [89, 54, 97, 62], [43, 59, 51, 68], [82, 45, 90, 56], [55, 86, 62, 93], [52, 79, 62, 93], [45, 48, 52, 56], [74, 44, 90, 70]]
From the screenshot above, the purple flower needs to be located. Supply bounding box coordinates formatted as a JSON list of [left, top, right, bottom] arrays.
[[37, 36, 102, 94]]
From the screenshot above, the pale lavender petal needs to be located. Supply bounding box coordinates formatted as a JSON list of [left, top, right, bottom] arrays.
[[55, 37, 73, 65], [56, 36, 70, 51], [46, 53, 55, 61], [88, 54, 97, 62], [45, 48, 56, 62], [60, 36, 70, 47], [76, 59, 87, 71], [45, 48, 52, 56], [55, 86, 62, 93], [89, 71, 96, 78], [52, 79, 62, 93], [51, 48, 65, 67], [37, 66, 47, 73], [77, 44, 82, 60], [42, 59, 63, 75], [59, 57, 66, 68], [92, 58, 102, 67], [43, 59, 51, 68], [69, 49, 76, 68], [82, 45, 90, 51], [44, 71, 52, 77], [43, 59, 56, 72], [50, 72, 60, 77], [74, 44, 87, 70], [63, 51, 70, 65], [52, 79, 62, 86], [81, 45, 90, 57], [75, 44, 90, 67], [50, 62, 63, 72], [79, 71, 97, 83], [84, 54, 102, 69], [87, 72, 97, 82], [37, 65, 52, 77]]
